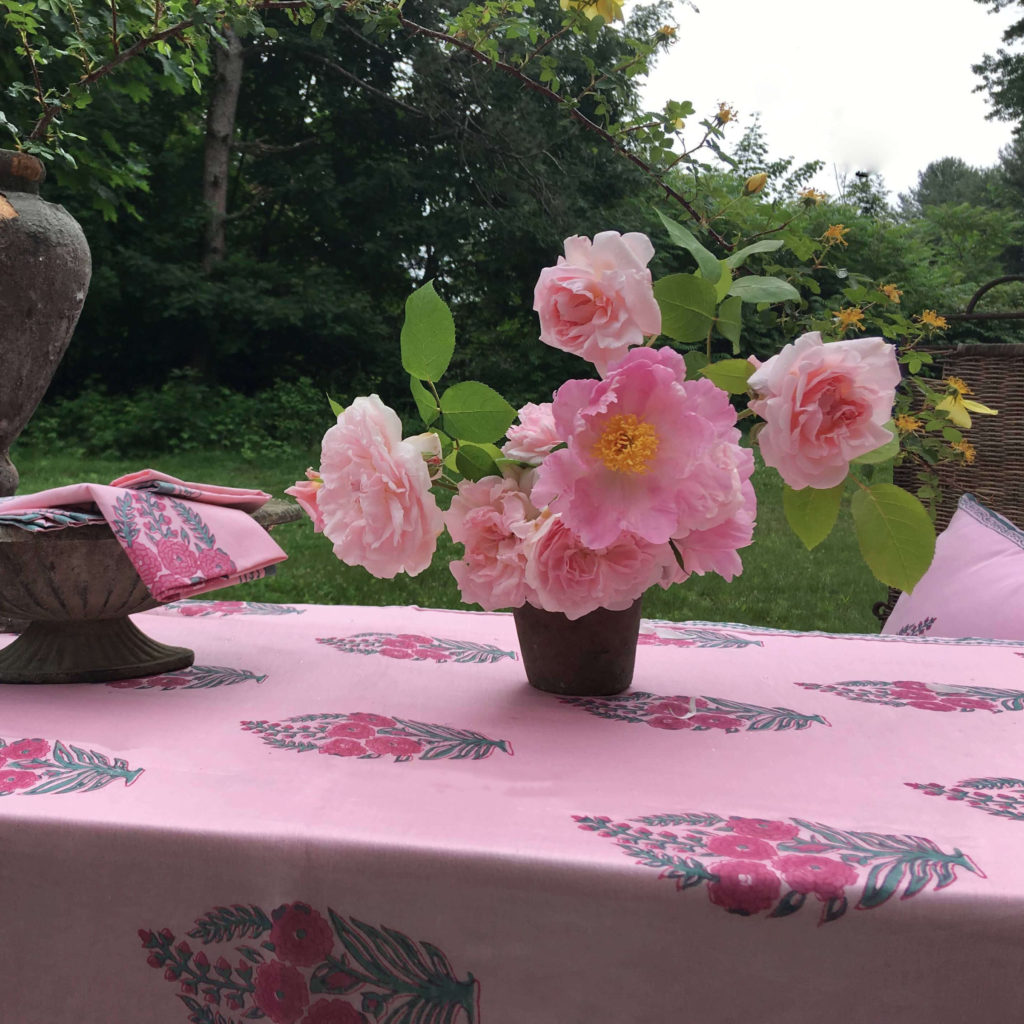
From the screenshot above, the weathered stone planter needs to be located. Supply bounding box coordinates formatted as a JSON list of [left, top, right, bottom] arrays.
[[0, 149, 91, 497]]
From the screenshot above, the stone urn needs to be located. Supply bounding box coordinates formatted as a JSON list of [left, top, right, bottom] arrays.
[[0, 149, 91, 496]]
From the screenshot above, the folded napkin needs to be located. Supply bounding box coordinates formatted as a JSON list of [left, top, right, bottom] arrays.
[[0, 470, 287, 603]]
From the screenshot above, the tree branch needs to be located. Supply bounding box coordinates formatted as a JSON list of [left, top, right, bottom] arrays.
[[394, 14, 729, 248], [298, 49, 425, 115]]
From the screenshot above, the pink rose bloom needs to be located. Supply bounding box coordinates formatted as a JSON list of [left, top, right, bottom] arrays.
[[501, 402, 560, 464], [728, 817, 800, 841], [0, 769, 38, 793], [707, 859, 781, 915], [157, 538, 199, 576], [253, 960, 310, 1024], [445, 475, 537, 611], [365, 735, 424, 757], [269, 903, 335, 967], [326, 721, 375, 740], [533, 347, 750, 551], [319, 738, 368, 757], [0, 737, 50, 760], [285, 469, 325, 532], [748, 332, 900, 490], [128, 544, 164, 586], [533, 231, 662, 375], [318, 395, 444, 579], [774, 853, 858, 900], [705, 833, 776, 860], [197, 547, 237, 577], [646, 714, 694, 731], [521, 513, 674, 620]]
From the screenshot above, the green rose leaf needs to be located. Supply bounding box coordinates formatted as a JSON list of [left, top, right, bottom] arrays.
[[400, 281, 456, 382], [728, 275, 800, 304], [455, 443, 502, 482], [783, 482, 845, 550], [656, 210, 721, 283], [326, 394, 344, 419], [440, 381, 517, 444], [714, 263, 733, 303], [851, 421, 899, 465], [699, 357, 755, 395], [683, 350, 709, 380], [409, 376, 439, 426], [851, 483, 936, 592], [715, 294, 743, 350], [724, 239, 784, 269], [654, 273, 718, 345]]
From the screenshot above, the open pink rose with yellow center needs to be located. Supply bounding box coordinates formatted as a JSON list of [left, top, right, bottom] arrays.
[[748, 332, 900, 490], [318, 396, 443, 579], [533, 231, 661, 375], [533, 346, 751, 552]]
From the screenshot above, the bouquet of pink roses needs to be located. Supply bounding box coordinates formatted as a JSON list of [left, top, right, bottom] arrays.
[[288, 228, 935, 619]]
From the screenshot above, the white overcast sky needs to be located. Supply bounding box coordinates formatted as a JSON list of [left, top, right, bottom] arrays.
[[635, 0, 1019, 199]]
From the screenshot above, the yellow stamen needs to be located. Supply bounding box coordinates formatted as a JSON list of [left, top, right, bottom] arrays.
[[946, 376, 972, 396], [593, 414, 659, 474]]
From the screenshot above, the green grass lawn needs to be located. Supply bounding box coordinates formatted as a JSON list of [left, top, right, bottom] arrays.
[[10, 444, 888, 633]]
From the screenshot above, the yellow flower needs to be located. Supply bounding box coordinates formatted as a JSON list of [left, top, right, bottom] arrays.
[[821, 224, 849, 246], [917, 309, 948, 330], [658, 25, 676, 37], [895, 414, 924, 435], [881, 284, 902, 303], [559, 0, 624, 21], [832, 307, 865, 333], [743, 172, 768, 195], [798, 187, 827, 206], [672, 117, 686, 131], [936, 376, 998, 428], [717, 103, 735, 124], [951, 440, 977, 465]]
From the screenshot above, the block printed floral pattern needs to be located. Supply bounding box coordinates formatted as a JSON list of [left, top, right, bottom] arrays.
[[0, 735, 143, 794], [242, 713, 513, 762], [160, 600, 306, 617], [318, 633, 516, 664], [557, 691, 828, 733], [139, 901, 479, 1024], [107, 665, 267, 691], [112, 491, 237, 595], [795, 678, 1024, 713], [908, 778, 1024, 822], [574, 811, 982, 925], [638, 625, 764, 649]]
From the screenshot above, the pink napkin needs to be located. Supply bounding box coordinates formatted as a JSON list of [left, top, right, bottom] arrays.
[[0, 470, 287, 602]]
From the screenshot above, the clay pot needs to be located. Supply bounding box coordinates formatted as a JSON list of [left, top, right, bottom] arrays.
[[0, 149, 91, 496], [512, 598, 643, 696]]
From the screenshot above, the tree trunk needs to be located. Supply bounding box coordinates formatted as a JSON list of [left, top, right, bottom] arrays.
[[201, 26, 244, 274]]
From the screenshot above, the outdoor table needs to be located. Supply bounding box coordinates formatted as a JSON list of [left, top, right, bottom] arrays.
[[2, 599, 1023, 1023]]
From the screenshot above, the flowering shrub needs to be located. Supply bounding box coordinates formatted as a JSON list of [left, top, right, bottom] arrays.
[[289, 226, 992, 618]]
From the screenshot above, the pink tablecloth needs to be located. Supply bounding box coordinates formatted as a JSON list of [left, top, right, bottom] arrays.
[[2, 602, 1024, 1023]]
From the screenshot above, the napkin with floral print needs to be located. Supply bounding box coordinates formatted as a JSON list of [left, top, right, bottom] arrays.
[[0, 470, 286, 602]]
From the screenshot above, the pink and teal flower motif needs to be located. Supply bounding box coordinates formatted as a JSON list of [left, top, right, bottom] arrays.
[[318, 633, 516, 665], [895, 617, 936, 637], [795, 678, 1020, 713], [107, 665, 266, 691], [908, 777, 1024, 822], [573, 811, 983, 925], [242, 713, 513, 762], [139, 901, 479, 1024], [111, 490, 237, 595], [557, 691, 828, 733], [159, 600, 306, 617], [638, 625, 765, 649], [0, 735, 143, 794]]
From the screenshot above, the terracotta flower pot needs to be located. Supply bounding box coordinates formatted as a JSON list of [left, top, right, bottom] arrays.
[[512, 598, 643, 696], [0, 149, 91, 496]]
